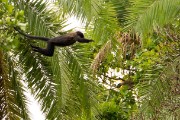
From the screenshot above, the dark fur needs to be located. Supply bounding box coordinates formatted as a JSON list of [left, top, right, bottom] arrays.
[[14, 27, 93, 56]]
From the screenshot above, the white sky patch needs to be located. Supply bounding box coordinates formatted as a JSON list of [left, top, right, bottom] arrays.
[[21, 79, 45, 120], [98, 68, 130, 90], [107, 68, 124, 78], [62, 16, 85, 32], [25, 92, 45, 120]]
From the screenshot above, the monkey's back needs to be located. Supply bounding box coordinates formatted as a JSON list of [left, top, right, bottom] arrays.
[[50, 33, 77, 46]]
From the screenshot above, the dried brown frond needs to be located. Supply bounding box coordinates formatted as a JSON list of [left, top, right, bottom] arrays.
[[116, 31, 141, 60], [91, 40, 112, 73]]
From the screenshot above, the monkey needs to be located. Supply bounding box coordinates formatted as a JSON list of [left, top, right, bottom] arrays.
[[14, 27, 93, 56]]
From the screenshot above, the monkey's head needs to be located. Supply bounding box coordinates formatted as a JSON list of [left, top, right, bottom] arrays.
[[76, 31, 84, 38]]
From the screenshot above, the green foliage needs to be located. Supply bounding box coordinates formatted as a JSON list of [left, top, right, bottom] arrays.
[[97, 90, 136, 120], [58, 0, 102, 23], [1, 0, 179, 119], [0, 51, 30, 119], [92, 0, 180, 120], [132, 49, 161, 72], [100, 101, 125, 120], [135, 0, 180, 35]]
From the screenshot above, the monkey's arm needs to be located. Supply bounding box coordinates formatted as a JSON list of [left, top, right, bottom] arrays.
[[75, 37, 94, 43], [14, 27, 50, 41]]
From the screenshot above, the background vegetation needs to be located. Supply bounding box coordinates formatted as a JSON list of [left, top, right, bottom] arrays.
[[0, 0, 179, 119]]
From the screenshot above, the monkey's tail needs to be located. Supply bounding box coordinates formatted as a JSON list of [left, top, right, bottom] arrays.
[[14, 27, 50, 41]]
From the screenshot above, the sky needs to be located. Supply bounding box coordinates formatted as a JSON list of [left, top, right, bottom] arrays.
[[63, 16, 85, 31], [25, 92, 45, 120]]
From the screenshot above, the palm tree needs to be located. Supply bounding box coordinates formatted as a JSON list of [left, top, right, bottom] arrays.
[[0, 0, 179, 119], [0, 0, 101, 119], [90, 0, 180, 119]]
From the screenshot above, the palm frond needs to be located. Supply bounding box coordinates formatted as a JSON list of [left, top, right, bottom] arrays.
[[110, 0, 131, 26], [134, 41, 180, 119], [15, 0, 66, 36], [14, 0, 70, 117], [0, 50, 30, 119], [123, 0, 156, 31], [135, 0, 180, 36], [92, 1, 119, 43], [58, 0, 101, 23], [45, 48, 99, 119], [91, 40, 111, 73], [16, 40, 56, 115]]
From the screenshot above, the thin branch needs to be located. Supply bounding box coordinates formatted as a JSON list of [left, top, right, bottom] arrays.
[[103, 74, 125, 81]]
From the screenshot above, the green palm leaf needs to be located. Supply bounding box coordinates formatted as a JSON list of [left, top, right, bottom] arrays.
[[0, 50, 30, 119]]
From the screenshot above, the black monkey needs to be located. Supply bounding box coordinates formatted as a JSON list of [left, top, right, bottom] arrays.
[[14, 27, 93, 56]]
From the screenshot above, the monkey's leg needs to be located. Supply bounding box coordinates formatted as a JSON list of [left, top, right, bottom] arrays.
[[31, 42, 55, 56], [30, 44, 39, 49]]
